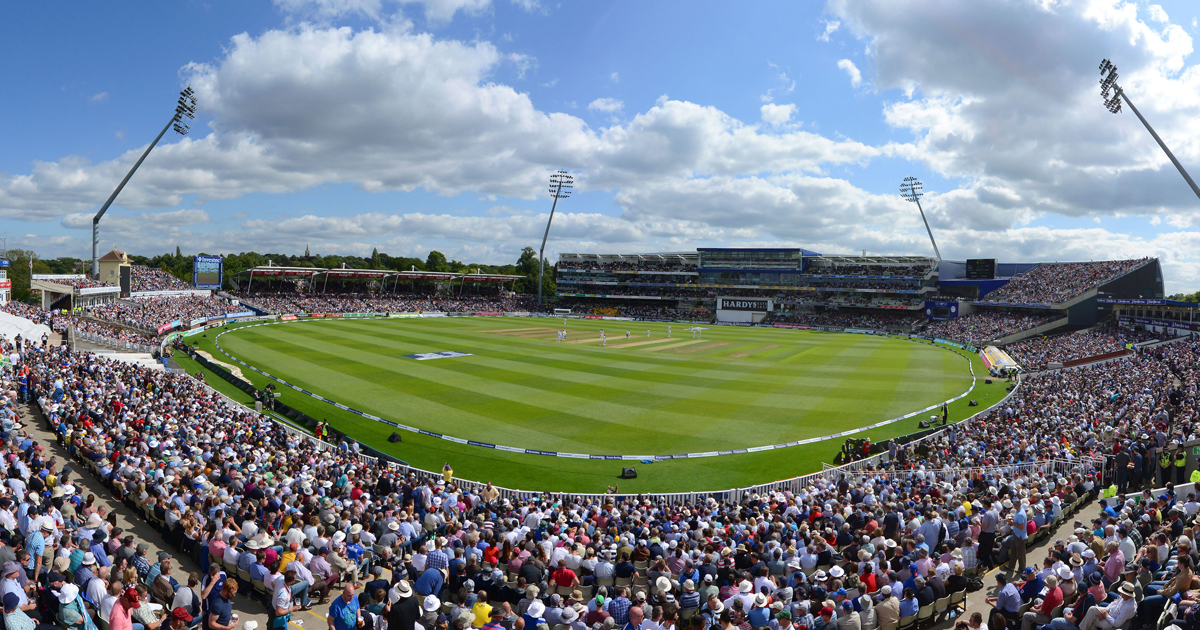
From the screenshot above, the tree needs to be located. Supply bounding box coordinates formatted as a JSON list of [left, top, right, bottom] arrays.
[[425, 251, 450, 273], [370, 247, 382, 270], [6, 249, 52, 303], [513, 246, 554, 295]]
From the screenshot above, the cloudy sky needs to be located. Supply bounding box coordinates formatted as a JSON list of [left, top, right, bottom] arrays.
[[2, 0, 1200, 290]]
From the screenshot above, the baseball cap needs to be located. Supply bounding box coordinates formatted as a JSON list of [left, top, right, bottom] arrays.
[[123, 588, 142, 609]]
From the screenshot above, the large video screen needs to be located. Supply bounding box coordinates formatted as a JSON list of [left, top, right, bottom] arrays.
[[965, 258, 996, 280], [193, 255, 223, 289]]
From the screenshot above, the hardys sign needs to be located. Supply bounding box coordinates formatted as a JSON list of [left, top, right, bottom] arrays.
[[718, 298, 773, 312]]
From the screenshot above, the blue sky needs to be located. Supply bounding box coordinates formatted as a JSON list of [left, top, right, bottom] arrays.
[[2, 0, 1200, 290]]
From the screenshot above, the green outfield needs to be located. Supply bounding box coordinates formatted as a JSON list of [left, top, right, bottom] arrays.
[[183, 317, 1002, 493]]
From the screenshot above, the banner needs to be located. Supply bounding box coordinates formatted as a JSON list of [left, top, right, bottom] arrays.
[[130, 289, 212, 298], [281, 315, 298, 321], [717, 298, 773, 311], [78, 286, 121, 295], [157, 321, 179, 334], [190, 318, 207, 327], [224, 311, 254, 319]]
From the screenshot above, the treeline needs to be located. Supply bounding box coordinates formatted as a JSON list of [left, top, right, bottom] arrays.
[[8, 246, 555, 302], [1168, 291, 1200, 303]]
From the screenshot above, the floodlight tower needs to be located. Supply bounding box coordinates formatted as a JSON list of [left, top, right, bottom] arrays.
[[538, 170, 573, 306], [1099, 59, 1200, 202], [900, 176, 941, 260], [91, 86, 197, 279]]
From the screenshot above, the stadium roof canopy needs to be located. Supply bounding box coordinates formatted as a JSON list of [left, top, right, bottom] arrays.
[[559, 252, 698, 263], [236, 266, 325, 278]]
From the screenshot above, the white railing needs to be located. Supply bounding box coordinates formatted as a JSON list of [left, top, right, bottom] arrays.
[[72, 328, 157, 354]]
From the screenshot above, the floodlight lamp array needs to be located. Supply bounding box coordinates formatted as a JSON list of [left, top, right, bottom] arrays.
[[549, 170, 574, 199], [899, 176, 923, 203], [1099, 59, 1122, 114], [173, 86, 197, 135]]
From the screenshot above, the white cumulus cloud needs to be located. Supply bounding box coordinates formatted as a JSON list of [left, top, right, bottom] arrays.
[[587, 97, 624, 113], [837, 59, 862, 87], [760, 103, 797, 126]]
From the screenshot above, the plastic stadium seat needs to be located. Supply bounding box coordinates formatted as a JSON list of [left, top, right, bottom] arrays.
[[897, 615, 916, 630], [949, 591, 966, 617], [933, 597, 949, 622], [915, 603, 934, 628]]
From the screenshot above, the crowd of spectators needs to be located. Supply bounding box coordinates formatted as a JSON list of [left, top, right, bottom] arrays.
[[67, 318, 158, 348], [559, 287, 701, 299], [2, 293, 1200, 630], [130, 267, 191, 293], [0, 333, 226, 630], [923, 312, 1060, 345], [558, 260, 693, 272], [236, 291, 538, 315], [802, 264, 932, 277], [764, 311, 923, 330], [1006, 324, 1177, 371], [980, 259, 1149, 306], [549, 303, 705, 320], [39, 277, 114, 291], [90, 296, 244, 331]]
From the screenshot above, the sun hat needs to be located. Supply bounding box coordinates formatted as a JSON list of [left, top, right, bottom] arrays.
[[56, 584, 80, 604]]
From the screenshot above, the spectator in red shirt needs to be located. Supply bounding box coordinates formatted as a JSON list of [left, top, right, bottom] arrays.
[[552, 560, 578, 589], [1019, 574, 1061, 630]]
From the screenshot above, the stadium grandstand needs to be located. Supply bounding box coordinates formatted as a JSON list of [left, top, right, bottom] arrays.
[[553, 249, 1178, 370], [229, 264, 532, 315], [3, 247, 1200, 630]]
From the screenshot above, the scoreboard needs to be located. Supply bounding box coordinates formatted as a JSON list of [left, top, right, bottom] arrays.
[[965, 258, 996, 280]]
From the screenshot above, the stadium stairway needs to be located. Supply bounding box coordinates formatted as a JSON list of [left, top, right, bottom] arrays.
[[994, 316, 1072, 346]]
